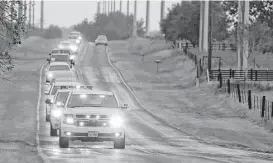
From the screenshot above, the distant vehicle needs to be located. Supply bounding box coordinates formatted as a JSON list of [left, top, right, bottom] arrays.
[[58, 89, 129, 149], [47, 85, 93, 136], [68, 35, 81, 45], [44, 80, 82, 122], [95, 35, 108, 46], [47, 52, 75, 66], [68, 31, 82, 41], [58, 41, 79, 54], [45, 62, 77, 83]]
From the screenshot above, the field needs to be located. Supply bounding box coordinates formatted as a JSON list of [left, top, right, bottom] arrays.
[[108, 38, 273, 153]]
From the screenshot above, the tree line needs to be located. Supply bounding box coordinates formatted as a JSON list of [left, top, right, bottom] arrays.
[[73, 12, 145, 41], [160, 1, 273, 53]]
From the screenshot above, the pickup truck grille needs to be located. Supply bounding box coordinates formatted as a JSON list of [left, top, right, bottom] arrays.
[[76, 120, 109, 127], [75, 114, 109, 119]]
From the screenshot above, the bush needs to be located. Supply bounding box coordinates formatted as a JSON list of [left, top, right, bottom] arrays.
[[43, 25, 63, 39]]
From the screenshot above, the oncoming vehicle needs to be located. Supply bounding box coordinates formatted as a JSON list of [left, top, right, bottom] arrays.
[[69, 31, 82, 40], [95, 35, 108, 46], [45, 62, 76, 83], [58, 41, 79, 54], [48, 85, 93, 136], [44, 80, 82, 122], [59, 89, 129, 149]]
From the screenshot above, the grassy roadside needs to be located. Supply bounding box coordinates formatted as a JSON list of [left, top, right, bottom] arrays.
[[0, 37, 60, 163], [109, 39, 273, 153]]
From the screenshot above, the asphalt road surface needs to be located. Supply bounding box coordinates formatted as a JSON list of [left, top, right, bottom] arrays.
[[37, 41, 273, 163]]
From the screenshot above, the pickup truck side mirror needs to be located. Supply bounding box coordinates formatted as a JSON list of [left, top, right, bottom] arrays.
[[121, 104, 129, 110], [46, 58, 50, 61], [45, 99, 53, 104], [49, 53, 51, 56]]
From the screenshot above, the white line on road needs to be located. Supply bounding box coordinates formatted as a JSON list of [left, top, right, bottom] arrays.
[[36, 62, 51, 162]]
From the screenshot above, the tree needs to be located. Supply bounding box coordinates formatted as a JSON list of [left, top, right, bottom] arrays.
[[73, 12, 145, 41], [223, 1, 273, 28], [160, 1, 229, 46]]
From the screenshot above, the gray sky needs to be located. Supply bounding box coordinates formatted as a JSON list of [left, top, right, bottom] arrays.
[[31, 0, 181, 31]]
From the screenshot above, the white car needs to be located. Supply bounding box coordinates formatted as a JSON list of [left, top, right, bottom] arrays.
[[49, 85, 93, 136], [68, 35, 81, 45], [45, 62, 77, 83], [58, 41, 79, 54], [58, 89, 129, 149], [47, 53, 75, 66], [95, 35, 108, 46], [44, 80, 82, 122], [69, 31, 82, 40]]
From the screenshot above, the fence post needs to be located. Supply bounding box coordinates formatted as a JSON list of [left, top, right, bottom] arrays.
[[255, 70, 258, 81], [250, 69, 253, 81], [271, 102, 273, 118], [227, 79, 230, 94], [261, 96, 266, 118], [237, 84, 241, 103], [195, 55, 197, 66], [229, 68, 232, 78], [219, 72, 222, 88], [232, 70, 235, 78], [248, 90, 251, 109]]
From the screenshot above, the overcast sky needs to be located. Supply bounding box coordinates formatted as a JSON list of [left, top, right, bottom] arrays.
[[31, 0, 181, 31]]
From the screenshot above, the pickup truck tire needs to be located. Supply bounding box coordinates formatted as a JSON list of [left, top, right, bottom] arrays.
[[50, 123, 58, 136], [114, 134, 125, 149], [59, 135, 69, 148]]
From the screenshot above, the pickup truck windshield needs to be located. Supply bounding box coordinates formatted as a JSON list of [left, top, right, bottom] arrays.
[[51, 55, 68, 61], [67, 94, 118, 108], [49, 65, 70, 71]]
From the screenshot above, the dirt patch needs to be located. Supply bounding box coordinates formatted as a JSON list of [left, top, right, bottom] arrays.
[[109, 39, 273, 153], [0, 36, 58, 163]]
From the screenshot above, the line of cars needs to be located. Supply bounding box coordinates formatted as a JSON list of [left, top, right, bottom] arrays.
[[43, 31, 128, 149]]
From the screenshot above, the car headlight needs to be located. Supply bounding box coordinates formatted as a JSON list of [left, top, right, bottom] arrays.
[[79, 36, 82, 40], [51, 109, 62, 118], [110, 116, 123, 128], [70, 55, 75, 60], [76, 40, 80, 44], [70, 46, 77, 51], [47, 73, 53, 78], [58, 45, 64, 49]]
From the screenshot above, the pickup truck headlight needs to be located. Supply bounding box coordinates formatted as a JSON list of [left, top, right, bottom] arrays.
[[110, 116, 123, 128], [64, 114, 74, 124], [70, 55, 75, 60], [70, 45, 77, 51], [47, 73, 53, 78], [76, 39, 80, 44], [51, 109, 62, 118]]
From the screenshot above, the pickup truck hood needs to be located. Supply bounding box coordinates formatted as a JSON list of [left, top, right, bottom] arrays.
[[51, 71, 74, 78], [65, 107, 122, 116]]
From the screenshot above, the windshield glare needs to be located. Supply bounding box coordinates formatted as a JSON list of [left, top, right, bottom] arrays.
[[67, 94, 118, 108], [52, 50, 70, 54], [54, 92, 70, 106], [51, 55, 68, 61], [49, 65, 70, 71]]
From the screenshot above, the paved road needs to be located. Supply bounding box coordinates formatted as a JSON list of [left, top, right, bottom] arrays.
[[37, 41, 273, 163]]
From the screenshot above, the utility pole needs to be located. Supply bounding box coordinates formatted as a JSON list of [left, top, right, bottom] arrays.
[[32, 0, 35, 29], [97, 1, 101, 14], [111, 1, 113, 12], [40, 0, 44, 30], [237, 1, 243, 70], [145, 0, 150, 37], [114, 0, 115, 12], [199, 1, 204, 51], [203, 1, 209, 52], [207, 1, 212, 71], [160, 0, 165, 22], [132, 0, 137, 37], [127, 0, 129, 16], [120, 0, 122, 12], [24, 0, 27, 27], [243, 1, 249, 70], [108, 0, 110, 14], [28, 0, 31, 28]]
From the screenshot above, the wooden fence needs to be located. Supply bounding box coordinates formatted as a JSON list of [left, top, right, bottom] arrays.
[[209, 69, 273, 81]]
